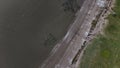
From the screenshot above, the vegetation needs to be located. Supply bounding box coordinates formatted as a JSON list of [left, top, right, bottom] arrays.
[[80, 0, 120, 68], [62, 0, 80, 13], [44, 33, 57, 47]]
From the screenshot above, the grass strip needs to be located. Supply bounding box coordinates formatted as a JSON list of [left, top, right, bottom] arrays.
[[80, 0, 120, 68]]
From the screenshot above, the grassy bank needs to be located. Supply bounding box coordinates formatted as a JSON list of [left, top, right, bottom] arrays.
[[80, 0, 120, 68]]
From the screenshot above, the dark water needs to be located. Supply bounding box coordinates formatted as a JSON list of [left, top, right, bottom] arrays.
[[0, 0, 83, 68]]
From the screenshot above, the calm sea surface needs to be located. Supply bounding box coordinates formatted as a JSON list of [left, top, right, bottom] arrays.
[[0, 0, 84, 68]]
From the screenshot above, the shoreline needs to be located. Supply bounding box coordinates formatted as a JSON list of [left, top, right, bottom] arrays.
[[39, 0, 101, 68], [40, 0, 116, 68], [79, 0, 116, 68]]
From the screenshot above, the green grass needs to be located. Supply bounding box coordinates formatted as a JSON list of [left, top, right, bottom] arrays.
[[80, 0, 120, 68]]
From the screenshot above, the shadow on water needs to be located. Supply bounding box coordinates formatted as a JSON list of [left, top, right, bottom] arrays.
[[0, 0, 84, 68]]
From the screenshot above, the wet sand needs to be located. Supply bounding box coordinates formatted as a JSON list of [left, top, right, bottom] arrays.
[[0, 0, 83, 68]]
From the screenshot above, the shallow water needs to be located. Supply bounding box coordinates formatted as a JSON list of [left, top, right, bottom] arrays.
[[0, 0, 83, 68]]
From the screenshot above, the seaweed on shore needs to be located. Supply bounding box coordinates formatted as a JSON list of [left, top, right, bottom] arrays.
[[44, 33, 57, 47], [62, 0, 80, 13]]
